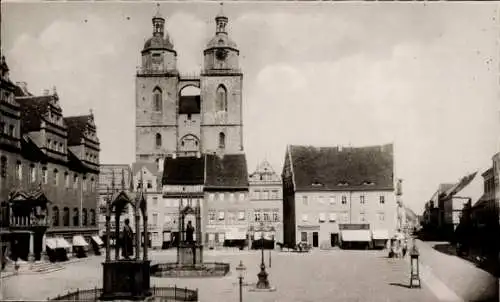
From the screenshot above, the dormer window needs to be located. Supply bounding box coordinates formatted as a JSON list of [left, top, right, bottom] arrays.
[[362, 181, 375, 186], [312, 181, 323, 187], [337, 181, 349, 187]]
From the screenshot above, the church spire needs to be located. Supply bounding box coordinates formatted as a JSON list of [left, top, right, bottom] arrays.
[[152, 3, 165, 37], [215, 2, 228, 35]]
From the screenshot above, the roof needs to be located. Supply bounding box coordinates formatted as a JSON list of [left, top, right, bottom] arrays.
[[443, 172, 478, 198], [206, 34, 238, 51], [162, 156, 205, 185], [143, 36, 174, 53], [64, 115, 90, 146], [16, 96, 53, 132], [132, 161, 159, 177], [205, 153, 248, 189], [472, 191, 495, 209], [288, 144, 394, 191], [179, 96, 201, 114]]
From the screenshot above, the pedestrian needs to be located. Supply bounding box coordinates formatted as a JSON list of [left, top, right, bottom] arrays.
[[402, 240, 408, 258]]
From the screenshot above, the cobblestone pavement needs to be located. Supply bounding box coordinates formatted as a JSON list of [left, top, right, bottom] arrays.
[[2, 248, 438, 302], [415, 240, 498, 302]]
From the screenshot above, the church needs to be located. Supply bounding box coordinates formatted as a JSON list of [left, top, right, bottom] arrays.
[[135, 5, 250, 248]]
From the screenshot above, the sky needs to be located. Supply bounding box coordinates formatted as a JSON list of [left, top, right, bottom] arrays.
[[2, 1, 500, 214]]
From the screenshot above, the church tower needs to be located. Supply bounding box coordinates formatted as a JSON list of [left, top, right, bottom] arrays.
[[135, 5, 179, 164], [200, 5, 244, 154]]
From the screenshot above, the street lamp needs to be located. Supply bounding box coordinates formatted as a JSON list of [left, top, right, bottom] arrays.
[[409, 238, 421, 288], [236, 260, 246, 302], [253, 222, 272, 290]]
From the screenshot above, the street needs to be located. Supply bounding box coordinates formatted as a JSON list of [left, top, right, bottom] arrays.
[[2, 248, 439, 302]]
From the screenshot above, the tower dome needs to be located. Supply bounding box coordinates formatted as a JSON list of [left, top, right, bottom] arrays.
[[142, 4, 175, 53], [205, 3, 238, 52]]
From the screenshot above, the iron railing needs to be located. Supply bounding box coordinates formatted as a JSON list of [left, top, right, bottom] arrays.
[[49, 286, 198, 301], [151, 262, 230, 276]]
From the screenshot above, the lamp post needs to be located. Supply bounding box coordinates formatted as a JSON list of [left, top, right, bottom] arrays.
[[253, 222, 272, 290], [236, 260, 246, 302], [409, 238, 421, 288]]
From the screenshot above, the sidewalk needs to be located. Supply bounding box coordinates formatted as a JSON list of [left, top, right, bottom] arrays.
[[415, 240, 498, 302]]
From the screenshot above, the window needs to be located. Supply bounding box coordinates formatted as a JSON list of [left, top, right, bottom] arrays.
[[90, 209, 96, 226], [82, 208, 87, 226], [378, 213, 385, 221], [152, 213, 158, 226], [208, 193, 215, 201], [262, 190, 269, 200], [329, 196, 336, 205], [341, 196, 347, 205], [238, 211, 245, 220], [90, 178, 94, 191], [16, 161, 22, 180], [218, 211, 225, 220], [218, 132, 225, 149], [52, 206, 59, 226], [302, 196, 308, 206], [239, 193, 245, 201], [218, 193, 224, 201], [42, 167, 48, 184], [319, 213, 326, 222], [263, 212, 270, 222], [302, 214, 308, 222], [155, 133, 162, 148], [53, 169, 58, 186], [272, 212, 279, 222], [0, 156, 6, 178], [342, 212, 349, 222], [63, 207, 70, 226], [379, 196, 385, 205], [153, 88, 162, 111], [229, 193, 235, 201], [329, 213, 337, 222], [271, 190, 279, 199], [152, 197, 158, 207], [253, 190, 260, 199], [29, 164, 36, 183], [254, 211, 261, 222], [64, 172, 69, 188], [8, 125, 14, 136], [73, 174, 78, 189], [208, 210, 216, 222], [216, 85, 227, 112], [360, 195, 365, 204], [73, 208, 79, 226], [47, 139, 51, 149], [301, 232, 307, 242], [147, 180, 153, 189], [82, 177, 87, 192]]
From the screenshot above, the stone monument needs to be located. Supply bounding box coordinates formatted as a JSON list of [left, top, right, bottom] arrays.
[[100, 175, 151, 301], [177, 196, 203, 266]]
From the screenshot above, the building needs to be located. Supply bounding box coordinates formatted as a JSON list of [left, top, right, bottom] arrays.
[[136, 4, 250, 250], [0, 56, 100, 265], [135, 5, 243, 164], [248, 160, 283, 248], [131, 161, 166, 249], [494, 153, 500, 224], [97, 165, 133, 238], [422, 183, 454, 233], [282, 144, 396, 249]]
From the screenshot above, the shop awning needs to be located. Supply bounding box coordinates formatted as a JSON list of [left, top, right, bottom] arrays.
[[46, 238, 57, 249], [226, 229, 246, 240], [91, 235, 104, 246], [372, 230, 389, 240], [341, 230, 371, 242], [55, 237, 72, 249], [73, 235, 89, 247]]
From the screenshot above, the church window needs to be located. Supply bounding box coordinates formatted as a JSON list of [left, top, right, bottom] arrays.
[[219, 132, 225, 149], [73, 208, 79, 226], [0, 156, 6, 178], [52, 206, 59, 227], [153, 88, 162, 112], [216, 85, 227, 112], [155, 133, 162, 148], [63, 207, 70, 226]]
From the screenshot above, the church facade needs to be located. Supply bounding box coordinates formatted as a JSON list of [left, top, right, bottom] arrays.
[[136, 6, 250, 248], [135, 6, 244, 166]]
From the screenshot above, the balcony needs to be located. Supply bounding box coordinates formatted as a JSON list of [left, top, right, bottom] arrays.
[[10, 215, 50, 229], [136, 66, 179, 76]]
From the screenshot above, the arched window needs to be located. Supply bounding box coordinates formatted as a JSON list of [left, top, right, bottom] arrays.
[[219, 132, 225, 149], [63, 207, 70, 226], [73, 208, 79, 226], [53, 169, 58, 186], [216, 85, 227, 112], [1, 156, 6, 178], [82, 208, 87, 226], [90, 209, 96, 226], [52, 206, 59, 227], [155, 133, 162, 148], [153, 87, 162, 112]]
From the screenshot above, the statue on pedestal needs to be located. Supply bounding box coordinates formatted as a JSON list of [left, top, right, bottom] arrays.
[[121, 218, 133, 260], [186, 221, 194, 244]]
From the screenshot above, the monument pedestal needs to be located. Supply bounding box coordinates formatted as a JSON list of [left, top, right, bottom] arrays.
[[100, 260, 151, 301], [178, 243, 203, 266]]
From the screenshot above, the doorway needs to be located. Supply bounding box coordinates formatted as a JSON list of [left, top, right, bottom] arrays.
[[312, 232, 319, 248], [330, 233, 339, 247]]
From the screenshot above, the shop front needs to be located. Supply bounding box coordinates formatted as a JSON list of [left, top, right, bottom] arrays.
[[371, 229, 390, 249], [251, 224, 276, 250], [339, 224, 372, 249], [224, 227, 247, 248]]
